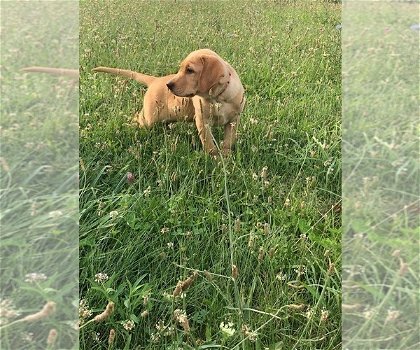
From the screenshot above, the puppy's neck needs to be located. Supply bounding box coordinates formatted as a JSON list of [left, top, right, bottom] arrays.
[[208, 72, 231, 101]]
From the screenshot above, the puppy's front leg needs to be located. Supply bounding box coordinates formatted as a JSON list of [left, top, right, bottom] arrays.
[[221, 116, 239, 156], [193, 98, 218, 156]]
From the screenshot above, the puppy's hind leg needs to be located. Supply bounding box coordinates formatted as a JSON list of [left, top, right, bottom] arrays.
[[133, 108, 147, 127]]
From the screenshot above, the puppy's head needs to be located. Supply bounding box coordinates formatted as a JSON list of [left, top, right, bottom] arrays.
[[167, 53, 229, 98]]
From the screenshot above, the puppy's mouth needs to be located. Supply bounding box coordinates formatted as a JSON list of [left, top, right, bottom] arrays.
[[171, 90, 195, 98]]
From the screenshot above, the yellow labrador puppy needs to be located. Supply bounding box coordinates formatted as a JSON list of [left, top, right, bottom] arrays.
[[93, 49, 245, 156]]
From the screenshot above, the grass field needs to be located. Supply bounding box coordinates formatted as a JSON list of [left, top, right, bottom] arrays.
[[342, 2, 419, 349], [1, 2, 78, 349], [79, 1, 341, 349]]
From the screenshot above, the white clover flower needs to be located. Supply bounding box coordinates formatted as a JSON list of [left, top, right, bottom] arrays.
[[109, 211, 119, 219], [24, 272, 47, 283], [0, 298, 20, 322], [143, 186, 152, 197], [48, 210, 63, 218], [242, 324, 258, 342], [150, 332, 160, 343], [122, 320, 135, 331], [79, 299, 93, 321], [363, 309, 374, 320], [320, 309, 329, 322], [160, 227, 170, 234], [163, 291, 185, 301], [94, 272, 109, 283], [220, 321, 236, 337], [385, 309, 400, 323], [276, 272, 287, 281]]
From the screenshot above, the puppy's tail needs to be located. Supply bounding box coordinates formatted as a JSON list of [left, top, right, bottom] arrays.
[[22, 67, 79, 79], [92, 67, 156, 87]]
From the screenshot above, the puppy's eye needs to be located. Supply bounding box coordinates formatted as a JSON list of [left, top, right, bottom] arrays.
[[186, 67, 194, 74]]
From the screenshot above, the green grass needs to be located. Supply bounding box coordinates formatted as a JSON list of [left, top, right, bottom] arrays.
[[342, 2, 419, 349], [80, 1, 341, 349], [0, 2, 78, 349]]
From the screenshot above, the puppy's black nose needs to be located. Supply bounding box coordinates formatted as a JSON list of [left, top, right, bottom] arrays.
[[166, 81, 174, 90]]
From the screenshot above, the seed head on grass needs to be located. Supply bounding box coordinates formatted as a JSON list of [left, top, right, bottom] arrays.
[[342, 304, 362, 311], [391, 249, 401, 257], [258, 247, 264, 261], [172, 271, 198, 297], [328, 261, 335, 275], [94, 301, 114, 322], [22, 301, 56, 322], [268, 246, 277, 258], [263, 222, 270, 235], [46, 328, 57, 346], [398, 260, 409, 276], [0, 157, 10, 172], [203, 270, 213, 281], [234, 218, 241, 232], [260, 166, 268, 181], [248, 233, 255, 249], [108, 329, 116, 345], [231, 264, 239, 280], [287, 304, 306, 311]]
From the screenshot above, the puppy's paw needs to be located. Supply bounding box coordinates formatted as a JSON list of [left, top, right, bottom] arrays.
[[208, 148, 220, 159], [221, 148, 232, 157]]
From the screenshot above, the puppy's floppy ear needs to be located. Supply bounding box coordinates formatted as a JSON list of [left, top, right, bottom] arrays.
[[198, 55, 228, 94]]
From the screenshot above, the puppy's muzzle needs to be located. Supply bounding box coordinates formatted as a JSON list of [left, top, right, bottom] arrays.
[[166, 81, 175, 91]]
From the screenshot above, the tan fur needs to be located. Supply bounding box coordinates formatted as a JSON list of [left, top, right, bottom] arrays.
[[93, 49, 245, 156], [22, 67, 79, 79]]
